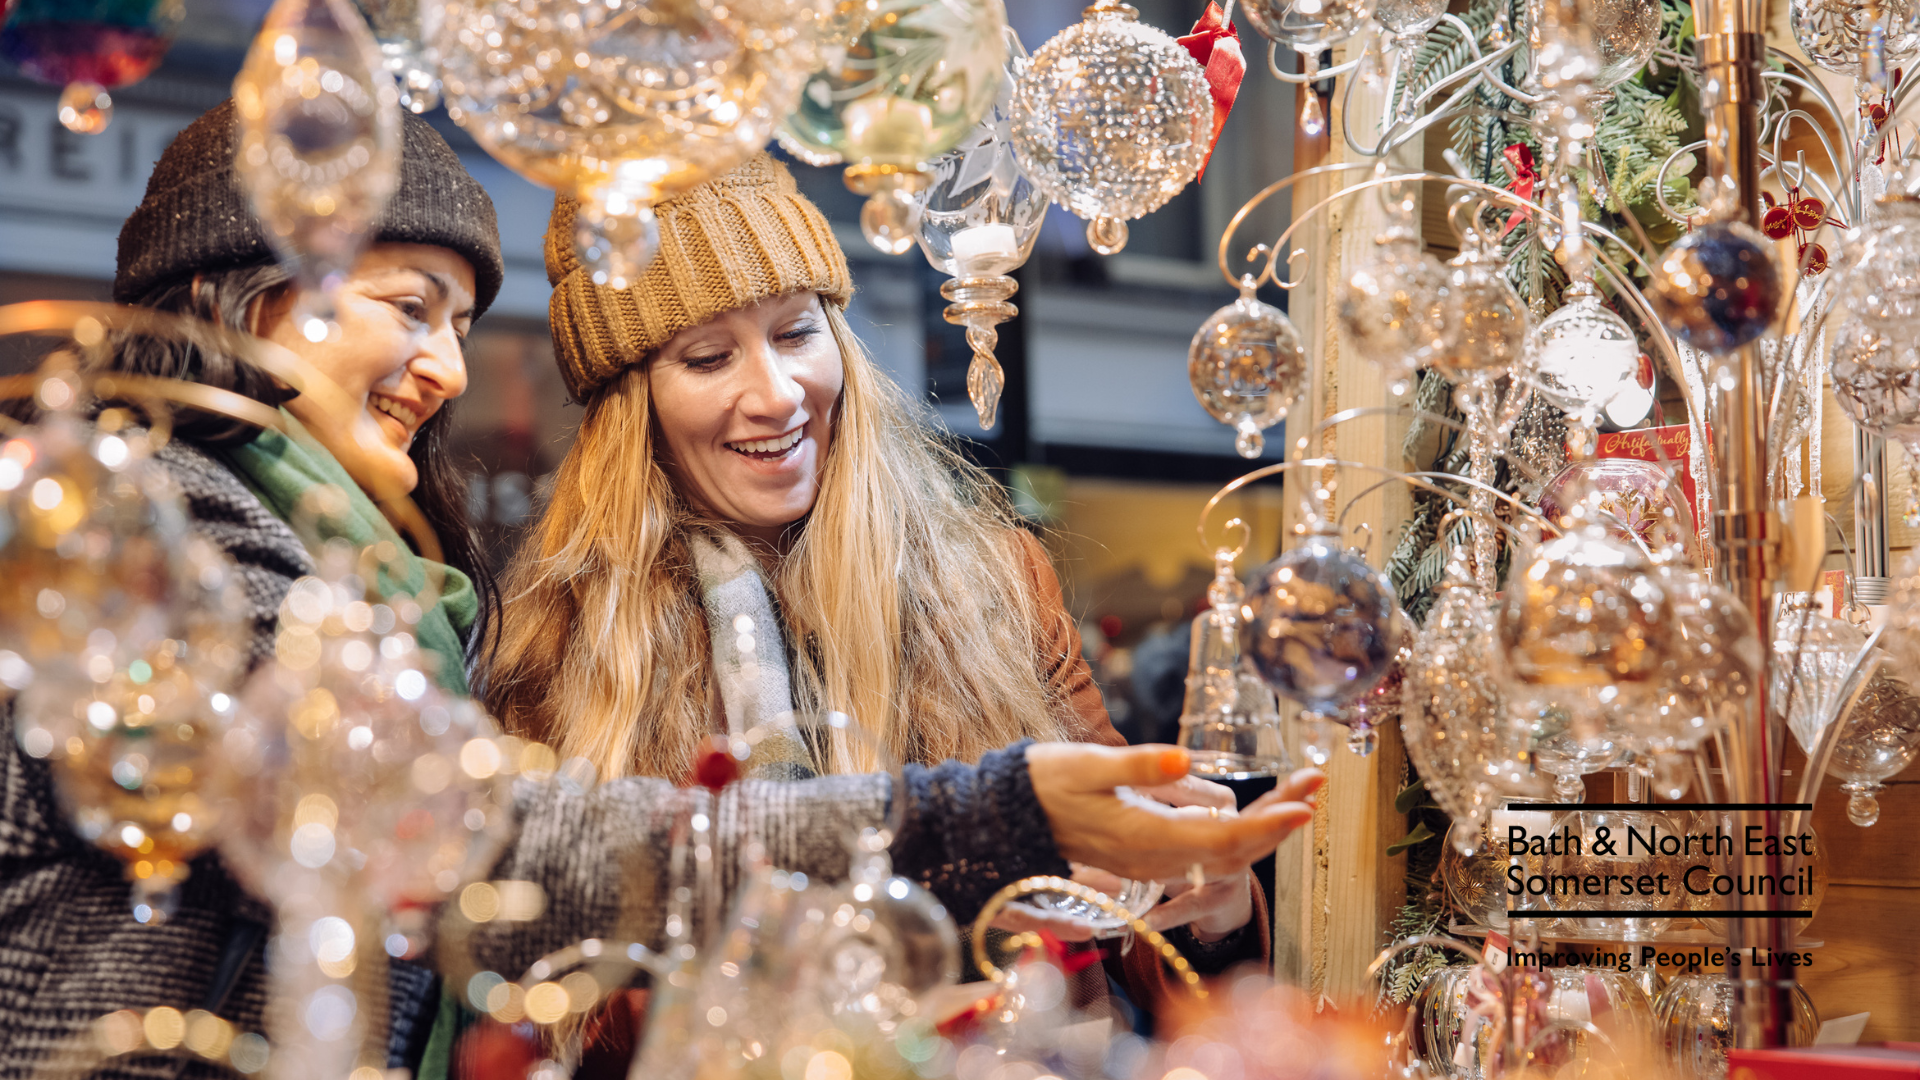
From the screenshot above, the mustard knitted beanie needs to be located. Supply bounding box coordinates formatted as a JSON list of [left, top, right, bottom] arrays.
[[545, 153, 855, 403]]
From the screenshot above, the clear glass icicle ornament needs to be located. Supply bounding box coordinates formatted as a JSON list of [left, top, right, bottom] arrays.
[[914, 26, 1046, 429], [234, 0, 401, 341]]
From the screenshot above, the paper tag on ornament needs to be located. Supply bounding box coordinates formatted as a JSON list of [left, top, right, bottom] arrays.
[[1483, 931, 1509, 972], [1595, 423, 1709, 552]]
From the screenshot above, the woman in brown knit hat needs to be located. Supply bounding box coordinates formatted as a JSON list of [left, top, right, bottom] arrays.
[[485, 153, 1271, 996]]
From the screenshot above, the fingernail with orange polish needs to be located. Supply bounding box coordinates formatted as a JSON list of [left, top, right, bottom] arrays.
[[1159, 748, 1191, 776]]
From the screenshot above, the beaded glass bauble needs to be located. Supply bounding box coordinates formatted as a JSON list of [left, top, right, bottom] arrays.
[[1650, 221, 1784, 355], [1434, 242, 1529, 381], [1538, 456, 1701, 564], [1789, 0, 1920, 79], [1498, 525, 1676, 731], [1528, 282, 1643, 426], [1828, 671, 1920, 826], [1188, 279, 1308, 458], [1010, 1, 1209, 255], [1242, 531, 1406, 715], [1339, 228, 1451, 388], [0, 0, 181, 132], [436, 0, 814, 283], [1240, 0, 1377, 52]]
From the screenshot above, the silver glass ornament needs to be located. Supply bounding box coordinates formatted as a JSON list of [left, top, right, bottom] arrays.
[[1242, 526, 1407, 717], [1188, 277, 1308, 458], [1434, 236, 1529, 383], [915, 27, 1046, 429], [1527, 279, 1643, 428], [1790, 0, 1920, 85], [1650, 221, 1785, 356], [1009, 0, 1210, 255], [1827, 671, 1920, 826], [1339, 219, 1451, 391]]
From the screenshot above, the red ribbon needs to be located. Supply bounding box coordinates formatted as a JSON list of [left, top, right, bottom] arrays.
[[1178, 2, 1245, 183], [1500, 144, 1537, 237]]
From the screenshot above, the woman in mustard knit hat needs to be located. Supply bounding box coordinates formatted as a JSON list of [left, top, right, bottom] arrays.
[[486, 154, 1273, 997]]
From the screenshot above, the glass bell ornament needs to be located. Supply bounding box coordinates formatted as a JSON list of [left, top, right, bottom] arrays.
[[234, 0, 401, 336], [1543, 807, 1688, 939], [778, 0, 1009, 255], [1498, 520, 1677, 741], [1654, 971, 1818, 1080], [1538, 456, 1703, 565], [1188, 276, 1308, 458], [1826, 671, 1920, 826], [353, 0, 440, 113], [1009, 0, 1211, 256], [1770, 593, 1869, 754], [1527, 279, 1645, 432], [914, 26, 1046, 429], [1240, 0, 1377, 133], [1790, 0, 1920, 86], [1242, 522, 1408, 721], [1433, 233, 1530, 384], [1338, 193, 1451, 391], [1650, 220, 1785, 356], [435, 0, 817, 287], [1401, 553, 1548, 842], [1179, 550, 1293, 778], [0, 0, 183, 134]]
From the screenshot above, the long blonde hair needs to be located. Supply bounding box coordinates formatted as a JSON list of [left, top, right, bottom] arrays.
[[485, 302, 1071, 779]]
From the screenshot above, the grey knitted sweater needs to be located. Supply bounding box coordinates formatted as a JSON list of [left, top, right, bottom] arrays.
[[0, 437, 1071, 1080]]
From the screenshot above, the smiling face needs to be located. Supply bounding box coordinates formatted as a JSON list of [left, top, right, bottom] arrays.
[[647, 291, 844, 545], [255, 243, 476, 498]]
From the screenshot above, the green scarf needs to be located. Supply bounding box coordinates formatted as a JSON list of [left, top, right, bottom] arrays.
[[221, 410, 478, 696]]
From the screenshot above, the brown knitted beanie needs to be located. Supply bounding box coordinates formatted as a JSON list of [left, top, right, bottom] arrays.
[[546, 153, 854, 403]]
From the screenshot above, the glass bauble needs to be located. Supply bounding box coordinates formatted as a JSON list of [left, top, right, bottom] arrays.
[[1789, 0, 1920, 80], [1339, 226, 1451, 389], [1650, 221, 1784, 356], [1654, 971, 1818, 1080], [1770, 595, 1869, 754], [220, 562, 515, 953], [1189, 278, 1308, 459], [1009, 1, 1210, 255], [779, 0, 1008, 253], [1543, 808, 1688, 939], [0, 0, 181, 133], [1240, 0, 1377, 53], [235, 0, 401, 328], [2, 414, 252, 922], [1828, 671, 1920, 826], [1827, 315, 1920, 525], [1635, 566, 1754, 775], [1499, 525, 1676, 734], [1538, 456, 1701, 564], [1376, 0, 1445, 35], [354, 0, 440, 113], [1528, 281, 1644, 427], [1440, 820, 1510, 930], [1416, 964, 1655, 1078], [1833, 189, 1920, 329], [1434, 241, 1529, 382], [1590, 0, 1661, 89], [1242, 529, 1406, 715], [1401, 570, 1545, 840], [436, 0, 815, 284]]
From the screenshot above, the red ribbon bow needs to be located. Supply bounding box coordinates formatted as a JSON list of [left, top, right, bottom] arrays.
[[1500, 144, 1537, 237], [1178, 3, 1246, 183]]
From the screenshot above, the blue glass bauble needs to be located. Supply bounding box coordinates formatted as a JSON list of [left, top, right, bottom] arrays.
[[1242, 532, 1407, 714], [1650, 221, 1784, 355]]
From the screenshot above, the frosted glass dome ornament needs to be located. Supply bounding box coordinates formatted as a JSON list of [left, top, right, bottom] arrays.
[[914, 27, 1046, 429], [234, 0, 401, 339], [1339, 185, 1452, 391], [353, 0, 440, 114], [1770, 594, 1870, 754], [778, 0, 1009, 255], [0, 0, 183, 134], [1790, 0, 1920, 86], [1434, 231, 1530, 383], [1826, 671, 1920, 826], [1009, 0, 1211, 256], [1188, 276, 1308, 458], [1240, 0, 1378, 134], [435, 0, 819, 288], [1527, 279, 1644, 431]]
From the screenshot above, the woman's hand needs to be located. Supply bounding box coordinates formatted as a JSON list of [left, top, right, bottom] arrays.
[[1025, 743, 1322, 884]]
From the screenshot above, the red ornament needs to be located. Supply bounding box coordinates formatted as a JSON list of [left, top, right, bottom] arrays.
[[692, 736, 739, 792], [1762, 204, 1794, 240], [1790, 196, 1826, 231], [1799, 243, 1828, 275]]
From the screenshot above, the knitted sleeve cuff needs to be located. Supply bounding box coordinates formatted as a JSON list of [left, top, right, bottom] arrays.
[[890, 740, 1072, 924]]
